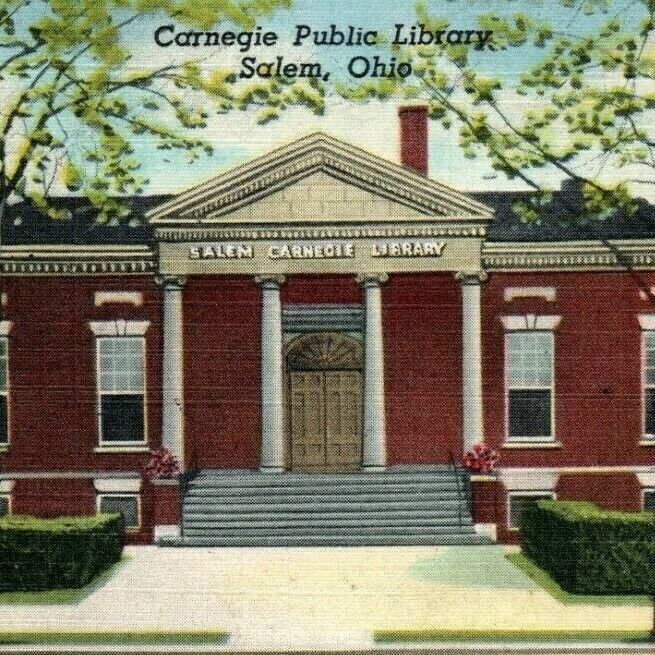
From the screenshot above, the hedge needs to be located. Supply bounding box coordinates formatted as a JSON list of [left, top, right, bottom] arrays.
[[0, 514, 123, 591], [521, 500, 655, 595]]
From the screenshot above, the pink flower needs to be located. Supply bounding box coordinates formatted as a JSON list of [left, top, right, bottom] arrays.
[[143, 448, 180, 480], [462, 443, 499, 473]]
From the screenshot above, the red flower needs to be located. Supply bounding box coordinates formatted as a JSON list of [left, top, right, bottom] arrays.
[[143, 448, 180, 480], [462, 443, 499, 473]]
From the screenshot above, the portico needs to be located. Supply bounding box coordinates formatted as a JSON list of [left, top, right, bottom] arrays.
[[147, 132, 493, 474]]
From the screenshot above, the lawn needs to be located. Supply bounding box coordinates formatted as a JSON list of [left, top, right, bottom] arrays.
[[506, 552, 651, 606], [0, 631, 229, 646], [0, 557, 127, 605], [374, 629, 651, 644]]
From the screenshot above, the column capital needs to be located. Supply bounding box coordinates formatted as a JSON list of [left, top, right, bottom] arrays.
[[156, 275, 186, 289], [454, 270, 488, 285], [255, 274, 285, 290], [356, 273, 389, 288]]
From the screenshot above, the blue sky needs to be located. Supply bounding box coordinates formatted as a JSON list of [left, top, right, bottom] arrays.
[[34, 0, 654, 198]]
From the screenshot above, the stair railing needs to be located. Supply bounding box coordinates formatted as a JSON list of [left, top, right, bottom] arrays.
[[448, 450, 465, 529]]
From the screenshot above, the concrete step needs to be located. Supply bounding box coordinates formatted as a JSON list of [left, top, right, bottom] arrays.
[[186, 481, 462, 494], [182, 515, 471, 529], [181, 507, 465, 520], [160, 533, 490, 547], [183, 492, 464, 506], [181, 524, 477, 537], [189, 470, 465, 488]]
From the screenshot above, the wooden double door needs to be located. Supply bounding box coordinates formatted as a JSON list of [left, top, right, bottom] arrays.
[[287, 333, 363, 472]]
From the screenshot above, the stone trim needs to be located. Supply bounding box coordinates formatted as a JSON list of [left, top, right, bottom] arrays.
[[155, 224, 488, 242], [0, 480, 15, 493], [637, 472, 655, 486], [0, 245, 154, 276], [0, 321, 12, 336], [0, 471, 141, 479], [94, 291, 144, 307], [638, 314, 655, 330], [499, 314, 562, 331], [483, 239, 655, 271], [93, 478, 142, 493], [499, 468, 558, 491], [89, 320, 150, 336], [504, 287, 556, 302], [0, 293, 6, 308]]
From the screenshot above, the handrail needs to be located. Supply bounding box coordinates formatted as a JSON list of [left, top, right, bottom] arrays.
[[448, 450, 465, 528]]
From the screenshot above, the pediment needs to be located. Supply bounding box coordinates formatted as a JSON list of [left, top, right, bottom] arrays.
[[147, 132, 493, 226]]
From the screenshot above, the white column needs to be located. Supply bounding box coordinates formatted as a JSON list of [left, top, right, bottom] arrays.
[[256, 275, 286, 473], [358, 273, 388, 471], [458, 271, 486, 452], [160, 276, 185, 465]]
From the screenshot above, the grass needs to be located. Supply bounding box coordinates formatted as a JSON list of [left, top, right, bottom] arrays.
[[0, 556, 128, 605], [374, 629, 651, 644], [506, 552, 651, 606], [0, 631, 229, 646]]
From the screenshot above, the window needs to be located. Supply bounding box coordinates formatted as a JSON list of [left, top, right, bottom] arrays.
[[506, 331, 554, 440], [0, 494, 8, 516], [97, 494, 140, 529], [644, 332, 655, 437], [97, 337, 145, 444], [643, 489, 655, 511], [507, 492, 555, 530], [0, 338, 7, 445]]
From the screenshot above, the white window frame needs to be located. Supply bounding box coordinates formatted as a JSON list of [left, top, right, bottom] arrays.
[[0, 335, 9, 448], [95, 336, 147, 447], [96, 493, 141, 531], [642, 331, 655, 440], [0, 493, 10, 516], [504, 330, 555, 442], [507, 490, 556, 530]]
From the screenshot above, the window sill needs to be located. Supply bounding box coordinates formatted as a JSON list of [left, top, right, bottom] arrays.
[[94, 445, 150, 453], [0, 445, 8, 453], [640, 440, 655, 447], [502, 441, 562, 450]]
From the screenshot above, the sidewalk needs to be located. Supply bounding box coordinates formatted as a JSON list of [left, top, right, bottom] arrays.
[[0, 546, 650, 651]]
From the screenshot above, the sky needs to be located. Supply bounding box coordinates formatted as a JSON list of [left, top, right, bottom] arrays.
[[10, 0, 655, 201]]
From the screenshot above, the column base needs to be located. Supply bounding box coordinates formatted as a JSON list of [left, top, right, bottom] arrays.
[[362, 465, 386, 472], [259, 466, 286, 474]]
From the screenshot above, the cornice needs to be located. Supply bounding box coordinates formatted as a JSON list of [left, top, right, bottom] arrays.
[[482, 239, 655, 271], [155, 224, 487, 242], [146, 132, 494, 224], [0, 245, 154, 276]]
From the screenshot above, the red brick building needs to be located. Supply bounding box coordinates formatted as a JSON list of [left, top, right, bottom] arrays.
[[1, 106, 654, 545]]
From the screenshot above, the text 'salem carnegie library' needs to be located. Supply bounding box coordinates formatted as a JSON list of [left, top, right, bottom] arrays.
[[153, 24, 494, 81]]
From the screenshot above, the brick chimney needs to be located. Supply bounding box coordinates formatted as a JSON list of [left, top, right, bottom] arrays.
[[398, 105, 429, 175]]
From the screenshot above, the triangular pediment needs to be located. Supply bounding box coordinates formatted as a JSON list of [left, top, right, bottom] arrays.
[[146, 132, 493, 225]]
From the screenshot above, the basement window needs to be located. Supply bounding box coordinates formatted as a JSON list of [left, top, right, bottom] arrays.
[[97, 494, 140, 530], [0, 494, 8, 516], [643, 489, 655, 512]]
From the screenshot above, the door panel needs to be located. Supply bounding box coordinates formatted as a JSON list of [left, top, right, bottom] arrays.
[[325, 371, 362, 468], [290, 371, 325, 469], [289, 370, 362, 472]]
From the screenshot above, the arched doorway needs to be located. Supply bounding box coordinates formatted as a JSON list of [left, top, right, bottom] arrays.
[[286, 332, 363, 472]]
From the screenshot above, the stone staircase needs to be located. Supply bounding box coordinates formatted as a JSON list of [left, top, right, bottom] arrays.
[[161, 465, 489, 546]]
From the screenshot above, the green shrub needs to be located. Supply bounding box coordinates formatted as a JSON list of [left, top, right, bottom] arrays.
[[521, 500, 655, 595], [0, 514, 123, 591]]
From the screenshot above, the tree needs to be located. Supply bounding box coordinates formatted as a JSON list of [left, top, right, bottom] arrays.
[[0, 0, 324, 228], [339, 0, 655, 224]]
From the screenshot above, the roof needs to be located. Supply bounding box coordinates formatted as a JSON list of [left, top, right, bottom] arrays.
[[2, 182, 654, 246], [146, 131, 494, 224]]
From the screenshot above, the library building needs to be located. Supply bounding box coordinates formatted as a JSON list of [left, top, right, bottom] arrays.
[[1, 105, 654, 545]]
